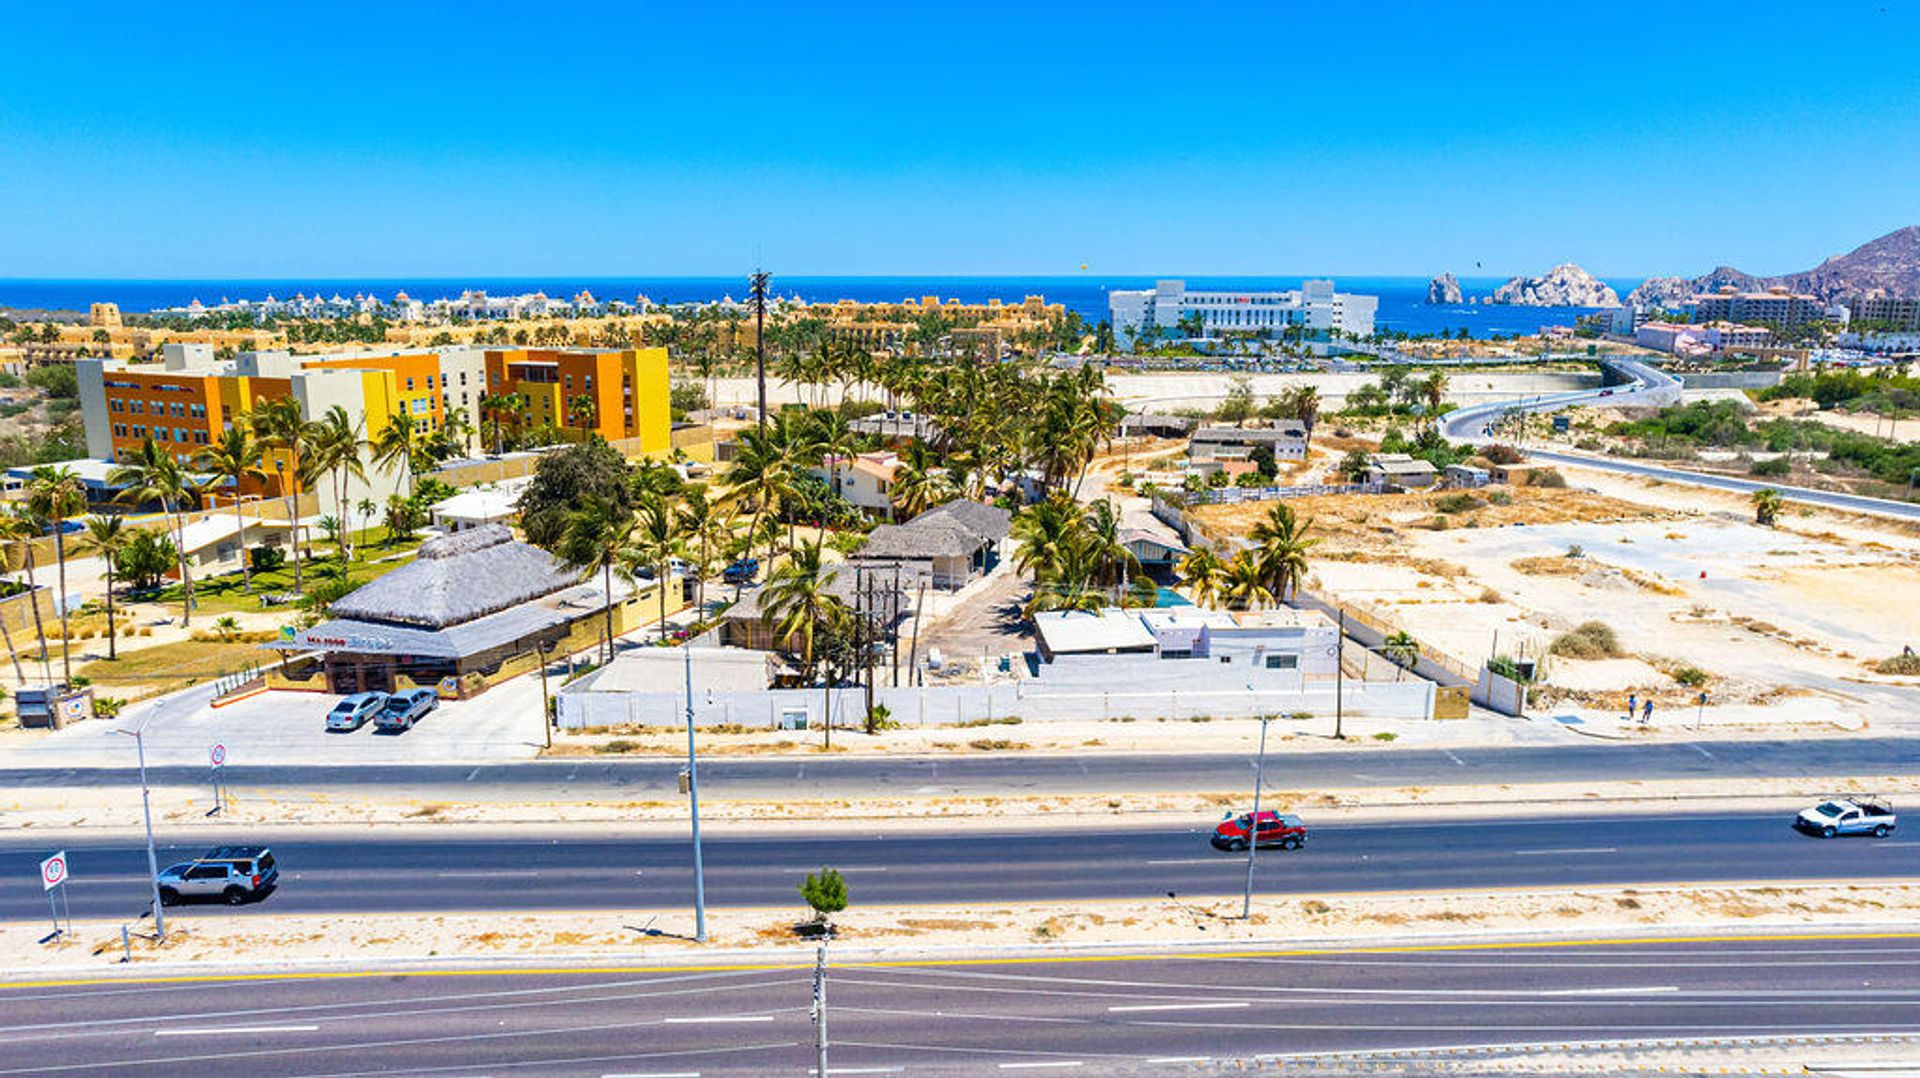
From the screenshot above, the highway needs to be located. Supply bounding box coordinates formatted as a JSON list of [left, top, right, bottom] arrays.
[[1440, 355, 1920, 521], [1, 934, 1917, 1074], [3, 810, 1915, 922], [8, 735, 1920, 803]]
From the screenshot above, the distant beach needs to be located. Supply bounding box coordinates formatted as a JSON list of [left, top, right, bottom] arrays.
[[0, 275, 1643, 339]]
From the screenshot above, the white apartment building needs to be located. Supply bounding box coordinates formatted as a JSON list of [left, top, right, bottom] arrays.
[[1690, 288, 1842, 328], [1109, 279, 1378, 346]]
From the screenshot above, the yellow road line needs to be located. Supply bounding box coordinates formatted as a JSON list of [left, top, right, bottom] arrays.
[[6, 929, 1920, 992]]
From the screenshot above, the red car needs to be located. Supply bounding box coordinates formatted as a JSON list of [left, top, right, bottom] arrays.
[[1211, 810, 1308, 852]]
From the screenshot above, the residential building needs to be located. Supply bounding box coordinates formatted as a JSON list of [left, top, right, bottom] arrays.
[[1032, 606, 1338, 684], [1690, 287, 1836, 328], [850, 500, 1011, 590], [1366, 453, 1439, 491], [1188, 423, 1308, 464], [1634, 320, 1773, 356], [1846, 296, 1920, 332], [811, 452, 900, 518], [1109, 279, 1378, 346], [481, 346, 671, 451], [849, 411, 941, 445]]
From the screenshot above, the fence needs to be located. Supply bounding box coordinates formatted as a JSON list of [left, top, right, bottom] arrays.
[[557, 678, 1433, 730], [1182, 482, 1382, 506]]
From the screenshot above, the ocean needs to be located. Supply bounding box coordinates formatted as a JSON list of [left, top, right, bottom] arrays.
[[0, 275, 1645, 340]]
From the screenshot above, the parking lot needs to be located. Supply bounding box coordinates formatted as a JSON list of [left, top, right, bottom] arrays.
[[15, 676, 549, 768]]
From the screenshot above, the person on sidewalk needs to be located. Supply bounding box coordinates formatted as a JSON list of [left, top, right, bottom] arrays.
[[1643, 698, 1654, 725], [1627, 692, 1638, 721]]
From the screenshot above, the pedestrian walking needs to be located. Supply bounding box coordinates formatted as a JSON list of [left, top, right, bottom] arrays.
[[1642, 698, 1654, 725], [1627, 692, 1637, 721]]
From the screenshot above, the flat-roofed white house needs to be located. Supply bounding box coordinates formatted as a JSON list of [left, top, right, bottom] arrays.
[[810, 452, 900, 518]]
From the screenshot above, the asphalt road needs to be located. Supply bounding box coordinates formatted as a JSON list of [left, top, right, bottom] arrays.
[[4, 810, 1914, 922], [7, 735, 1920, 802], [1440, 355, 1920, 521], [2, 934, 1917, 1074]]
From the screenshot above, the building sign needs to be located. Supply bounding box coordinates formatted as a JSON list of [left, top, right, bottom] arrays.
[[300, 632, 396, 652]]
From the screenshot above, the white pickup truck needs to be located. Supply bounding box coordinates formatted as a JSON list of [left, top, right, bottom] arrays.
[[1794, 798, 1897, 839]]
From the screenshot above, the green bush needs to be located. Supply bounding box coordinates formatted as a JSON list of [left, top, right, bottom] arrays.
[[1672, 665, 1710, 687], [1549, 621, 1622, 660], [799, 867, 849, 923], [1433, 492, 1481, 514], [1874, 654, 1920, 676], [1749, 457, 1790, 477]]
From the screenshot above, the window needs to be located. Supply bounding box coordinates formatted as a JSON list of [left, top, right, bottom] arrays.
[[1264, 654, 1298, 670], [177, 427, 189, 442], [185, 866, 226, 881], [406, 378, 415, 390]]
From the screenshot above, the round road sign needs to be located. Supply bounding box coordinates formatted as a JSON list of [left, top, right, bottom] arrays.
[[40, 852, 67, 891], [210, 744, 227, 767]]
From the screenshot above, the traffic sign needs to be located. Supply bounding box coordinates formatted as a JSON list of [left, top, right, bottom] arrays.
[[210, 743, 227, 768], [39, 852, 67, 892]]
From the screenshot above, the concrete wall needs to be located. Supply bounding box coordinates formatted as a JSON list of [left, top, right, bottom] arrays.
[[1673, 371, 1784, 390]]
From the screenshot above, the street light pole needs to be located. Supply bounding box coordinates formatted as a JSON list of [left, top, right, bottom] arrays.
[[684, 647, 708, 943], [1241, 715, 1271, 921], [812, 942, 829, 1077], [115, 723, 165, 939]]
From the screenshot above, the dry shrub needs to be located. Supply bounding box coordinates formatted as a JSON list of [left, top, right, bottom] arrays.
[[1512, 556, 1584, 577], [1477, 587, 1504, 604], [1875, 653, 1920, 676], [1549, 620, 1622, 659]]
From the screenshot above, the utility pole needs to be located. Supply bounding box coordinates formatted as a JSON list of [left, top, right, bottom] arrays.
[[1241, 716, 1271, 920], [537, 642, 552, 750], [684, 647, 708, 943], [1334, 609, 1346, 740], [860, 568, 875, 728], [750, 270, 770, 432], [812, 942, 829, 1077], [114, 722, 165, 939]]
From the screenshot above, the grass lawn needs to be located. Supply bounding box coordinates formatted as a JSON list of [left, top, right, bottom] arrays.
[[145, 532, 426, 616], [76, 636, 278, 700]]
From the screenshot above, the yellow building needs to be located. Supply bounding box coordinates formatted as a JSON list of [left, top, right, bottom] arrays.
[[482, 347, 671, 455]]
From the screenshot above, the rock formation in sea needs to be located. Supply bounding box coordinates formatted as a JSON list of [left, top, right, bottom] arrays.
[[1489, 263, 1621, 307], [1425, 272, 1463, 304], [1624, 276, 1693, 309]]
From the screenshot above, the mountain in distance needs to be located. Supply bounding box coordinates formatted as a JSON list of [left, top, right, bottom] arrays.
[[1627, 225, 1920, 306], [1488, 263, 1621, 307]]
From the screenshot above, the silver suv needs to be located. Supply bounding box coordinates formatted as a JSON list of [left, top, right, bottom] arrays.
[[155, 845, 279, 906]]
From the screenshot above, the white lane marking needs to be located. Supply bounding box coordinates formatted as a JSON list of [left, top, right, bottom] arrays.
[[465, 767, 481, 781], [998, 1064, 1083, 1071], [1146, 859, 1221, 866], [601, 1073, 701, 1077], [155, 1024, 320, 1036], [1690, 744, 1715, 759], [1108, 1001, 1250, 1013], [1442, 750, 1467, 767], [1512, 847, 1618, 856], [1538, 986, 1680, 996], [661, 1015, 775, 1024], [826, 1069, 905, 1075], [1146, 1059, 1210, 1065]]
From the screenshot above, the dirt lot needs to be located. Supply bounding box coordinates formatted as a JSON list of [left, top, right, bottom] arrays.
[[1192, 477, 1920, 722]]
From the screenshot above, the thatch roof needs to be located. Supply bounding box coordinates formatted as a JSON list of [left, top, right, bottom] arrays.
[[911, 500, 1012, 541], [327, 524, 582, 629]]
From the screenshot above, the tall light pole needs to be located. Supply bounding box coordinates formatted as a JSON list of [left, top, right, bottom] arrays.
[[749, 271, 770, 433], [114, 714, 166, 939], [1241, 715, 1272, 921], [684, 647, 708, 943]]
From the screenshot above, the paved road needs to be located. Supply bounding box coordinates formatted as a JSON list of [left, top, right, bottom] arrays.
[[1, 934, 1916, 1074], [5, 809, 1915, 922], [1440, 356, 1920, 522], [6, 735, 1919, 802]]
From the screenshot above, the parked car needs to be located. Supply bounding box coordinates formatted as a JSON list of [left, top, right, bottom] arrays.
[[156, 845, 279, 906], [1211, 810, 1308, 852], [325, 692, 387, 732], [722, 558, 760, 585], [374, 688, 439, 733], [1795, 798, 1897, 838]]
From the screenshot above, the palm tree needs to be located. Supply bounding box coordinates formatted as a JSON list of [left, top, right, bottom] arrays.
[[760, 538, 845, 684], [722, 424, 797, 570], [0, 510, 39, 684], [28, 466, 87, 685], [1177, 547, 1225, 609], [1011, 495, 1086, 585], [1753, 488, 1783, 526], [1079, 499, 1139, 592], [566, 393, 598, 440], [1383, 630, 1420, 680], [1222, 549, 1272, 611], [82, 515, 129, 662], [1421, 372, 1451, 414], [305, 406, 366, 563], [442, 406, 475, 456], [370, 410, 422, 497], [674, 487, 727, 614], [251, 397, 314, 594], [626, 492, 678, 643], [109, 439, 198, 627], [1291, 385, 1322, 438], [196, 425, 266, 594], [1248, 502, 1318, 603], [889, 441, 955, 520], [556, 493, 637, 664]]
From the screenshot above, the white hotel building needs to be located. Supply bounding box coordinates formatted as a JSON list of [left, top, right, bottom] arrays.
[[1108, 279, 1378, 346]]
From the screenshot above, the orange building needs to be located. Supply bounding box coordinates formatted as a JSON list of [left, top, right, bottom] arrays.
[[482, 347, 670, 454]]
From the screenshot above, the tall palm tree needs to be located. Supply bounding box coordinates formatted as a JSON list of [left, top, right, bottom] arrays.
[[1177, 547, 1225, 609], [556, 493, 637, 664], [196, 424, 266, 594], [1421, 371, 1451, 414], [82, 514, 129, 662], [305, 406, 366, 563], [888, 441, 955, 520], [1248, 502, 1318, 603], [1383, 630, 1420, 680], [370, 410, 421, 497], [0, 510, 39, 684], [251, 397, 314, 594], [1011, 495, 1085, 584], [674, 487, 727, 614], [566, 393, 598, 440], [722, 424, 797, 570], [109, 438, 198, 627], [1222, 549, 1272, 611], [1079, 499, 1139, 592], [760, 538, 844, 684], [625, 492, 677, 644], [28, 466, 86, 685]]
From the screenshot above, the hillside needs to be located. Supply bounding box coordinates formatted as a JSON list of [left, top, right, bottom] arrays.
[[1669, 226, 1920, 302]]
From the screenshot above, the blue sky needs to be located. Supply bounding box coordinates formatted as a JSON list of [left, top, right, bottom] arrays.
[[3, 0, 1918, 279]]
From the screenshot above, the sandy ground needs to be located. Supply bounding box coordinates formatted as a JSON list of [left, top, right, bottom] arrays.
[[12, 879, 1919, 973], [1192, 477, 1920, 725], [7, 769, 1915, 833]]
